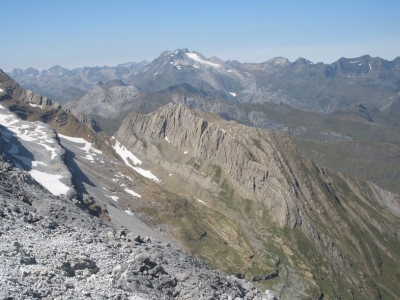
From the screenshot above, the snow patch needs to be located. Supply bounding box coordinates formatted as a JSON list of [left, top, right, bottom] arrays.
[[165, 136, 171, 143], [106, 195, 119, 201], [133, 167, 161, 183], [29, 103, 42, 108], [350, 61, 359, 64], [169, 173, 172, 176], [229, 92, 236, 97], [37, 142, 57, 160], [0, 88, 4, 92], [125, 188, 141, 198], [29, 170, 70, 196], [112, 138, 142, 166], [194, 197, 207, 205], [59, 134, 102, 162], [184, 151, 188, 154], [125, 210, 134, 215], [0, 106, 58, 159], [112, 138, 160, 183], [32, 161, 47, 167], [185, 52, 220, 68]]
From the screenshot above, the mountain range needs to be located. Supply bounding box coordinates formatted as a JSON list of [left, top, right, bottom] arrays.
[[9, 49, 400, 116], [24, 49, 397, 196], [8, 61, 149, 104], [2, 48, 400, 299]]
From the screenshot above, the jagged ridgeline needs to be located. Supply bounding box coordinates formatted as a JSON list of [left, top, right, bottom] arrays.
[[113, 103, 400, 299], [0, 69, 101, 136]]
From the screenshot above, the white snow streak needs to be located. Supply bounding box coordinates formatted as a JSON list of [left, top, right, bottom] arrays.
[[125, 188, 141, 198], [112, 138, 142, 165], [29, 103, 42, 108], [185, 52, 220, 68], [106, 195, 119, 201], [229, 92, 236, 97], [112, 138, 161, 183], [165, 136, 171, 143], [133, 167, 161, 183], [194, 197, 207, 205]]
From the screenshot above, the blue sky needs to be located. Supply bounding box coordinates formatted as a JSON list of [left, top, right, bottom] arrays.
[[1, 0, 399, 71]]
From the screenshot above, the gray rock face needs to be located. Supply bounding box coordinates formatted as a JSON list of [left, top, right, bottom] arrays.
[[65, 83, 140, 119], [0, 161, 269, 299], [115, 103, 302, 228]]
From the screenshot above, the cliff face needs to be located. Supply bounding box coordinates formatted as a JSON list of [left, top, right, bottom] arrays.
[[114, 103, 400, 299], [115, 103, 302, 228]]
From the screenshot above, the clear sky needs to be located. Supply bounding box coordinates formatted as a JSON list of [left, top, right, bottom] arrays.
[[1, 0, 399, 71]]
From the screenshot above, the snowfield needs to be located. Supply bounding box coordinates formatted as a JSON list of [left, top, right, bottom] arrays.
[[0, 105, 73, 196], [58, 134, 102, 162], [185, 52, 220, 68], [29, 170, 70, 196]]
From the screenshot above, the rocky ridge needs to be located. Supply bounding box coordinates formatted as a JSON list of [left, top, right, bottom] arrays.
[[9, 50, 400, 117], [0, 69, 101, 135], [7, 61, 149, 104], [130, 50, 400, 114], [113, 103, 400, 299]]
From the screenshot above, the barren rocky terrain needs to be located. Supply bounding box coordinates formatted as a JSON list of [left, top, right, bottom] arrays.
[[0, 160, 273, 299]]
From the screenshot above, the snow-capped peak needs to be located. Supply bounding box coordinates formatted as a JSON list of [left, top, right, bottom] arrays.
[[185, 52, 221, 68]]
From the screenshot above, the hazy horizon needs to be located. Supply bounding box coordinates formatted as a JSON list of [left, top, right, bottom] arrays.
[[2, 0, 399, 72]]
